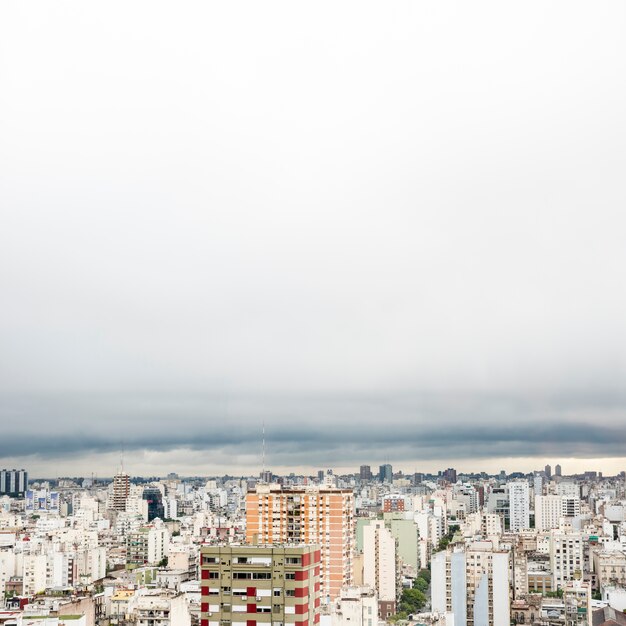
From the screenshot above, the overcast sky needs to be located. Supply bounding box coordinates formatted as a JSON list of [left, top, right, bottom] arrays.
[[1, 1, 626, 478]]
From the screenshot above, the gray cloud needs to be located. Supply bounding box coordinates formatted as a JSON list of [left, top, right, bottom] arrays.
[[1, 391, 625, 470], [1, 2, 626, 474]]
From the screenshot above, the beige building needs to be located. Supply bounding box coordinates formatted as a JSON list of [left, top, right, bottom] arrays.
[[550, 532, 583, 589], [593, 550, 626, 590]]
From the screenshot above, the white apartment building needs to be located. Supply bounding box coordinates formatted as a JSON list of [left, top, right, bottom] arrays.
[[331, 586, 378, 626], [363, 520, 398, 618], [508, 482, 530, 533], [536, 496, 564, 531], [432, 543, 510, 626]]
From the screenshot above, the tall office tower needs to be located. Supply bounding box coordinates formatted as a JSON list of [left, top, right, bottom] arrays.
[[508, 481, 530, 532], [431, 543, 510, 626], [555, 464, 562, 477], [246, 484, 354, 602], [544, 464, 552, 479], [111, 471, 130, 511], [378, 464, 392, 483], [143, 487, 165, 521], [0, 469, 28, 497], [199, 544, 321, 626], [359, 465, 372, 481], [442, 468, 457, 484], [534, 473, 544, 497], [363, 520, 398, 618]]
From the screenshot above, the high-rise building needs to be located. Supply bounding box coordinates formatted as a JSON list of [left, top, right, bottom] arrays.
[[442, 468, 457, 484], [508, 481, 530, 532], [126, 523, 170, 566], [111, 472, 130, 511], [0, 469, 28, 497], [555, 464, 562, 477], [535, 493, 582, 531], [535, 495, 563, 531], [432, 543, 510, 626], [544, 464, 552, 479], [143, 487, 165, 521], [378, 464, 392, 483], [199, 544, 321, 626], [359, 465, 372, 481], [550, 531, 583, 588], [246, 484, 354, 602], [363, 520, 398, 618]]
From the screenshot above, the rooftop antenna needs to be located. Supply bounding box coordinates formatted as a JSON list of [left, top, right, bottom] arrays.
[[262, 420, 266, 479]]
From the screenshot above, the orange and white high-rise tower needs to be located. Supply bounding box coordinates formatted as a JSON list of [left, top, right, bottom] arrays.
[[246, 483, 354, 603]]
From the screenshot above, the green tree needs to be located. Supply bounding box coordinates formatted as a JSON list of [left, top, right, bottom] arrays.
[[399, 588, 427, 614], [417, 569, 431, 584]]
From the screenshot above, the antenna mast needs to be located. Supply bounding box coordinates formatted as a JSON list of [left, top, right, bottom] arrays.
[[262, 420, 266, 478]]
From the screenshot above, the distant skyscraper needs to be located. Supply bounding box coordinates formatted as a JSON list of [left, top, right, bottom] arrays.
[[442, 468, 457, 484], [555, 464, 562, 477], [111, 472, 130, 511], [0, 469, 28, 497], [379, 464, 392, 483], [544, 464, 552, 479], [360, 465, 372, 480]]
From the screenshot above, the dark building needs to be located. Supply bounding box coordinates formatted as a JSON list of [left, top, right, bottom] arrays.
[[0, 469, 28, 497], [142, 487, 165, 521], [379, 464, 392, 483], [360, 465, 372, 480], [442, 467, 457, 483]]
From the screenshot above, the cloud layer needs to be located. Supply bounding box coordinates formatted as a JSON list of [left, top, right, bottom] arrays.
[[1, 1, 626, 475]]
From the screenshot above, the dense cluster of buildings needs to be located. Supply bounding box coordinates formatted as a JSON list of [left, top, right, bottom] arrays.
[[1, 464, 626, 626]]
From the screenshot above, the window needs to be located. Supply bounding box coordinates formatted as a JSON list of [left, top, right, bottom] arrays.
[[286, 590, 295, 597], [285, 573, 295, 580], [285, 558, 301, 565], [273, 589, 281, 597]]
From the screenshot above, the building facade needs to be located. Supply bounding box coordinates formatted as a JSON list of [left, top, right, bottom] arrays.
[[246, 485, 354, 602], [0, 470, 28, 497], [200, 545, 321, 626]]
